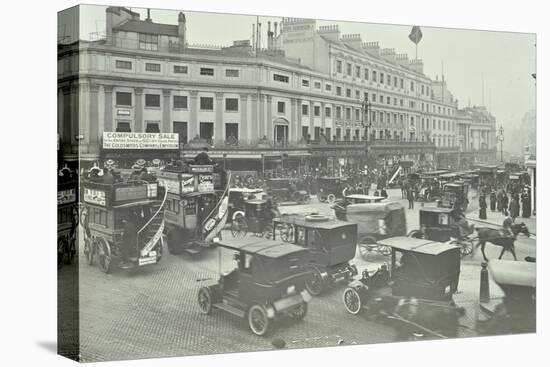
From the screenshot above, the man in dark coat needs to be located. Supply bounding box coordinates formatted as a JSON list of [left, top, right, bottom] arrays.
[[522, 189, 531, 218], [496, 190, 503, 212], [479, 194, 487, 220], [502, 192, 509, 216], [381, 187, 388, 199], [407, 188, 415, 210], [489, 190, 497, 211], [509, 196, 520, 221], [194, 147, 213, 165]]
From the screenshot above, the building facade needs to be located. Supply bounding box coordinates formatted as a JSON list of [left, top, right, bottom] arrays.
[[58, 7, 496, 173]]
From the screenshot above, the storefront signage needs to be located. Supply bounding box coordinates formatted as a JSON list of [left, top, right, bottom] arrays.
[[198, 174, 214, 192], [103, 132, 179, 150], [84, 188, 106, 206], [189, 165, 213, 173], [160, 179, 181, 194], [117, 109, 131, 116], [181, 174, 195, 193], [115, 186, 147, 202]]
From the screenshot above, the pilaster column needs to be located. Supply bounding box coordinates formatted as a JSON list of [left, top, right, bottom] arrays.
[[189, 91, 198, 139], [89, 83, 100, 154], [70, 84, 79, 146], [250, 94, 258, 140], [240, 93, 248, 141], [134, 87, 143, 132], [103, 85, 113, 132], [266, 95, 273, 140], [321, 102, 326, 129], [309, 101, 314, 138], [290, 98, 297, 142], [162, 89, 171, 133], [295, 98, 302, 140], [62, 86, 72, 147], [259, 94, 265, 138], [215, 92, 224, 141]]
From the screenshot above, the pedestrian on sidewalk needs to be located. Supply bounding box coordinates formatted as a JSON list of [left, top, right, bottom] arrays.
[[489, 190, 496, 211], [502, 191, 509, 216], [407, 188, 415, 210], [521, 188, 531, 218], [496, 190, 503, 212], [479, 194, 487, 220], [509, 194, 520, 221]]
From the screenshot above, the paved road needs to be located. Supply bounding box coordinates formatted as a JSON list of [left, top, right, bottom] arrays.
[[58, 187, 536, 362]]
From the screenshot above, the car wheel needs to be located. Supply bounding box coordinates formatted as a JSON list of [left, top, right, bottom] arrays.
[[96, 238, 112, 274], [197, 287, 213, 315], [305, 267, 325, 296], [248, 304, 270, 336], [327, 194, 336, 204], [289, 302, 308, 320], [231, 216, 248, 237], [343, 287, 362, 315], [359, 237, 377, 261]]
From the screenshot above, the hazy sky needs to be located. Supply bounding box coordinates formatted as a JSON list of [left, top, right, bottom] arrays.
[[59, 5, 536, 141]]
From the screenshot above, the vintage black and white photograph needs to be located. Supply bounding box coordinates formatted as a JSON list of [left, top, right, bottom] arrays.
[[57, 3, 537, 362]]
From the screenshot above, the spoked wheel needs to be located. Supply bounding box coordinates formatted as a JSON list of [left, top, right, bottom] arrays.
[[359, 237, 377, 261], [197, 287, 213, 315], [452, 239, 474, 258], [327, 194, 336, 204], [231, 216, 248, 237], [248, 304, 270, 336], [96, 238, 113, 274], [279, 224, 294, 243], [84, 237, 94, 265], [343, 287, 362, 315], [305, 266, 325, 296], [289, 302, 308, 320]]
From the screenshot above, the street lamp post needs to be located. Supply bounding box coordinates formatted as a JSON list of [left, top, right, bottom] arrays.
[[362, 97, 372, 141], [498, 126, 504, 162]]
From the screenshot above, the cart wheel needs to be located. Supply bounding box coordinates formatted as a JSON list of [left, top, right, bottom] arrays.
[[327, 194, 336, 204], [358, 237, 377, 261], [305, 267, 326, 296], [408, 230, 423, 239], [231, 216, 247, 237], [197, 287, 213, 315], [289, 302, 308, 320], [84, 237, 94, 265], [248, 304, 270, 336], [343, 287, 362, 315], [96, 238, 112, 274], [279, 224, 294, 243]]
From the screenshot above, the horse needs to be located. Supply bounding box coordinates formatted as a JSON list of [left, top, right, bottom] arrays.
[[474, 223, 530, 261]]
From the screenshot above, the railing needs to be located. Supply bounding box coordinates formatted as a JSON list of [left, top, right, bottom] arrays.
[[136, 180, 168, 253]]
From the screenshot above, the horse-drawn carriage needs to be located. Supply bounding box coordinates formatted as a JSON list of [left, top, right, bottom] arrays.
[[266, 177, 310, 204], [333, 201, 407, 260], [227, 188, 265, 223], [197, 236, 312, 336], [408, 207, 475, 257], [417, 170, 448, 202], [317, 176, 347, 204], [230, 198, 278, 238], [272, 214, 358, 296], [81, 176, 166, 273], [58, 175, 78, 268], [342, 236, 465, 340], [159, 164, 230, 254], [476, 260, 535, 335], [437, 182, 469, 212]]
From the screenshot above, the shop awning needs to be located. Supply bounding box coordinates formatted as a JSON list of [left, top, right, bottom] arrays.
[[210, 153, 263, 159]]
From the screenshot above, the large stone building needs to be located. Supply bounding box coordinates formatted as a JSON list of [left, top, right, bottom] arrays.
[[57, 6, 496, 173]]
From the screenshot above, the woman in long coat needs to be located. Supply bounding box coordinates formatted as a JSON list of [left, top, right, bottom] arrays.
[[479, 194, 487, 220], [489, 190, 497, 211], [522, 190, 531, 218], [496, 190, 503, 212], [502, 192, 509, 216]]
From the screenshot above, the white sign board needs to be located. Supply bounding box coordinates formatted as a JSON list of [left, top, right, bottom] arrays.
[[103, 132, 179, 150], [84, 188, 106, 206]]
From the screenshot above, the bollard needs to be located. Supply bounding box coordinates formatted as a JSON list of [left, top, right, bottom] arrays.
[[479, 262, 490, 303]]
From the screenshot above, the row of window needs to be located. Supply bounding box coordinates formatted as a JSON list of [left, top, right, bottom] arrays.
[[335, 59, 431, 97], [115, 92, 240, 111], [115, 59, 240, 78]]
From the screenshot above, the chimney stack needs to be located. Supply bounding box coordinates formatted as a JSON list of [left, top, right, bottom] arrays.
[[146, 8, 152, 22], [267, 21, 273, 50], [177, 12, 187, 48]]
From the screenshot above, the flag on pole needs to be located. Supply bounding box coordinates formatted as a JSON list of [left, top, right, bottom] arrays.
[[409, 26, 423, 44]]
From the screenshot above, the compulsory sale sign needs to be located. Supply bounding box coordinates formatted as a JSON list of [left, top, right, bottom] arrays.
[[103, 132, 179, 150]]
